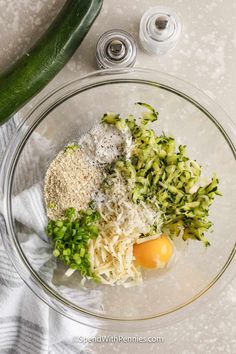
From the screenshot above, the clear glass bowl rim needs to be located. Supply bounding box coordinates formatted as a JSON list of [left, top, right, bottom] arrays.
[[1, 67, 236, 331]]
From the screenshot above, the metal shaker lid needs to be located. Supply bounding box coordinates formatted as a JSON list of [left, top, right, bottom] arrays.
[[96, 29, 137, 69]]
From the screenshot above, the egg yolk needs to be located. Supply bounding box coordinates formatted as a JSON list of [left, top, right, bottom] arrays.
[[133, 235, 173, 269]]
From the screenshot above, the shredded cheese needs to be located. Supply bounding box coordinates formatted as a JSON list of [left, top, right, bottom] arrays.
[[89, 173, 163, 286]]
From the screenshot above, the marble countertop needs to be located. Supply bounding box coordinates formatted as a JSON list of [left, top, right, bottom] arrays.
[[0, 0, 236, 353]]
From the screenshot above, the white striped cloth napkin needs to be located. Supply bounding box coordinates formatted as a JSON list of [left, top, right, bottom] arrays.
[[0, 117, 97, 354]]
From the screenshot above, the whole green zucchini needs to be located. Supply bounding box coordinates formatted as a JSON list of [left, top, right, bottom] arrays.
[[0, 0, 103, 125]]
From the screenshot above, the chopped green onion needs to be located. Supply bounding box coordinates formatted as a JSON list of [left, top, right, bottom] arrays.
[[46, 206, 101, 281], [64, 143, 80, 152]]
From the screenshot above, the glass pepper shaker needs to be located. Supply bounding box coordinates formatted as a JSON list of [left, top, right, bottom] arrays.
[[96, 29, 137, 69]]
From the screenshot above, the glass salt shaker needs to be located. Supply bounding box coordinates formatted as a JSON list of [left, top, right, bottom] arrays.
[[139, 6, 181, 56]]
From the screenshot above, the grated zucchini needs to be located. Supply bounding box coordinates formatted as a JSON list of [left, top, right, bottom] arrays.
[[102, 103, 221, 246]]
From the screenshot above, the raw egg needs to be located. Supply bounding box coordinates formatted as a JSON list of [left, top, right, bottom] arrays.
[[133, 235, 173, 269]]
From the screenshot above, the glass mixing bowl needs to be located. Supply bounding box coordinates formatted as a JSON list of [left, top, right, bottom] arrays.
[[1, 68, 236, 331]]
